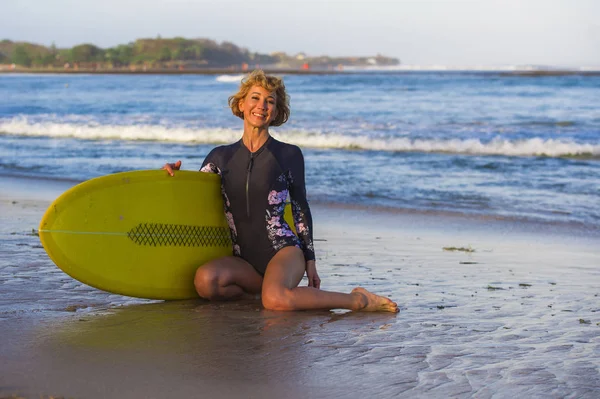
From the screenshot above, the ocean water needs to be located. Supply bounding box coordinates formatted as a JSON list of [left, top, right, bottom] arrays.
[[1, 71, 599, 230]]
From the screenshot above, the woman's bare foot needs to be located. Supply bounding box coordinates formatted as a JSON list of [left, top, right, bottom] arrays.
[[351, 287, 399, 313]]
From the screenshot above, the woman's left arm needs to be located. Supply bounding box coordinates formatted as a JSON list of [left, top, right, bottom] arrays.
[[288, 146, 319, 287]]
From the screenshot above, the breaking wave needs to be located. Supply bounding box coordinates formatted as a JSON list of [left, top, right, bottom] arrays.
[[1, 117, 598, 159], [215, 74, 245, 83]]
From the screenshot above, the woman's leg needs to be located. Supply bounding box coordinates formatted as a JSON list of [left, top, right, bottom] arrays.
[[194, 256, 263, 300], [261, 247, 398, 312]]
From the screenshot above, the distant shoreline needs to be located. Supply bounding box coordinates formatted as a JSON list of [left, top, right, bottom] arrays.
[[1, 68, 600, 77], [0, 67, 346, 75], [0, 68, 340, 76]]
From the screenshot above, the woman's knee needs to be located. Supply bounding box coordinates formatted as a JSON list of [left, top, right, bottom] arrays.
[[262, 286, 294, 311], [194, 265, 220, 299]]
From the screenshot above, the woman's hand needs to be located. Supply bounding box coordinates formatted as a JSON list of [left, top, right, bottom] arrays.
[[305, 260, 321, 289], [161, 160, 182, 176]]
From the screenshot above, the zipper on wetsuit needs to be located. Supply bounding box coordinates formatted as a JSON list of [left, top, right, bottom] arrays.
[[245, 153, 254, 217]]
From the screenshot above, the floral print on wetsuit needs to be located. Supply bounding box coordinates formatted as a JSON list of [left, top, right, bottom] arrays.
[[265, 171, 314, 257]]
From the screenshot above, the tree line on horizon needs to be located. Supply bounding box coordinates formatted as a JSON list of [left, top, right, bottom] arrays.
[[0, 37, 399, 70]]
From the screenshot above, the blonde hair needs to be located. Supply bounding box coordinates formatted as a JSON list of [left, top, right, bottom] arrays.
[[228, 70, 290, 126]]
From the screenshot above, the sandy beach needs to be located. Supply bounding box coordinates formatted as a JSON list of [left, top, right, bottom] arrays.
[[1, 174, 599, 398]]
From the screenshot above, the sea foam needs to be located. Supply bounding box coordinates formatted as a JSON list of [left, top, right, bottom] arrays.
[[215, 74, 245, 83], [1, 117, 598, 159]]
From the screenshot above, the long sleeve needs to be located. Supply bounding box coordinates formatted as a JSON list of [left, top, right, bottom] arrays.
[[200, 148, 219, 174], [288, 147, 315, 262]]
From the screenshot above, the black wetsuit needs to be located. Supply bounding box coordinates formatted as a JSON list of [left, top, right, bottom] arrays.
[[200, 136, 315, 275]]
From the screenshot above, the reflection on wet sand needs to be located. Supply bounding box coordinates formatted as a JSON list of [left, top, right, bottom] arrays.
[[26, 299, 397, 398]]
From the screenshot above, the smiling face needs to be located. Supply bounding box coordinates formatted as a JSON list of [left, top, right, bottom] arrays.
[[238, 85, 278, 129]]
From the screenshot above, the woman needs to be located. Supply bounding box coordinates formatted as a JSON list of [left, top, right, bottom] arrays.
[[163, 70, 398, 313]]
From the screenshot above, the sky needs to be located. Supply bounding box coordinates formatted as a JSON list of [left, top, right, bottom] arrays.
[[2, 0, 599, 68]]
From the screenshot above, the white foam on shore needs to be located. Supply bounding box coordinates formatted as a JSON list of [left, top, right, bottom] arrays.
[[280, 130, 600, 157], [1, 117, 599, 158], [0, 117, 242, 144], [215, 74, 245, 83]]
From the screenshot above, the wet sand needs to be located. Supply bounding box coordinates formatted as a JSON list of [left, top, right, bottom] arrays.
[[1, 175, 599, 398]]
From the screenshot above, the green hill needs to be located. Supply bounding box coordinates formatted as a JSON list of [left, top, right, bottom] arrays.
[[0, 37, 400, 70]]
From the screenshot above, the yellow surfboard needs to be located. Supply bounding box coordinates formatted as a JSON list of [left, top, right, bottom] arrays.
[[39, 170, 233, 300]]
